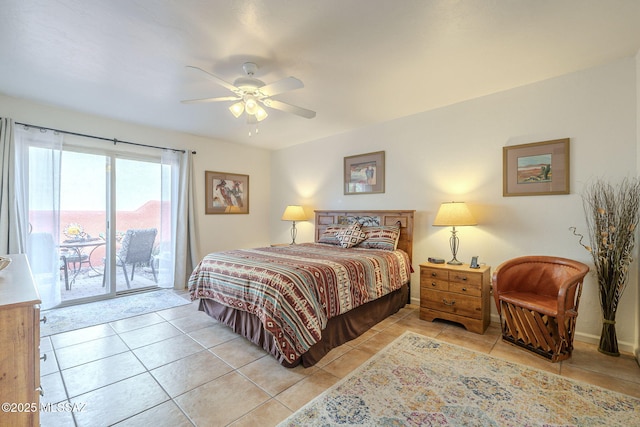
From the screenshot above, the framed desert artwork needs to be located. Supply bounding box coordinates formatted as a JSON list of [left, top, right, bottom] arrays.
[[205, 171, 249, 214], [503, 138, 570, 197], [344, 151, 385, 195]]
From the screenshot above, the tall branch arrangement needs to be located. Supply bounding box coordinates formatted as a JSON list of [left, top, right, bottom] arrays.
[[571, 178, 640, 356]]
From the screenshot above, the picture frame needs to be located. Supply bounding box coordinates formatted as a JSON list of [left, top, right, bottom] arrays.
[[503, 138, 570, 197], [344, 151, 385, 195], [205, 170, 249, 214]]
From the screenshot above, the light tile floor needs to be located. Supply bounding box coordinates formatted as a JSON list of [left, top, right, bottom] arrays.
[[39, 294, 640, 426]]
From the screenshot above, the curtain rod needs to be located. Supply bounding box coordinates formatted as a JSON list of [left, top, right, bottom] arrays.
[[15, 122, 196, 154]]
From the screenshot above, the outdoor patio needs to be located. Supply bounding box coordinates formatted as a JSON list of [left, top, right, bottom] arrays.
[[60, 262, 159, 302]]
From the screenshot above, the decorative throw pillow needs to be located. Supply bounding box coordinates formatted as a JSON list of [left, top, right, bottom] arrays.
[[335, 223, 368, 248], [358, 222, 401, 251], [317, 225, 348, 245]]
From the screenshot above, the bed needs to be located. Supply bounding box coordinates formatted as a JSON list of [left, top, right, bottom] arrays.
[[188, 209, 415, 367]]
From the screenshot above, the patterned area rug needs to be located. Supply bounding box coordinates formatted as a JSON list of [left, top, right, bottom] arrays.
[[40, 290, 191, 336], [279, 332, 640, 426]]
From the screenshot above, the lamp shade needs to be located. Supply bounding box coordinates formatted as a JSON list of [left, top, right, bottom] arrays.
[[281, 205, 307, 221], [229, 102, 245, 118], [255, 105, 268, 122], [433, 202, 477, 226], [245, 96, 258, 115]]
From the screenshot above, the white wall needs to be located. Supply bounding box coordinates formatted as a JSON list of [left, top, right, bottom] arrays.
[[636, 50, 640, 361], [0, 93, 273, 261], [271, 57, 639, 353], [2, 57, 637, 353]]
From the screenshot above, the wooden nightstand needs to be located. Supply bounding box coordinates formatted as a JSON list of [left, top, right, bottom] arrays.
[[419, 262, 491, 334]]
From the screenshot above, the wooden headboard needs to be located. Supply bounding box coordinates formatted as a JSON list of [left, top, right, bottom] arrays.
[[314, 210, 415, 263]]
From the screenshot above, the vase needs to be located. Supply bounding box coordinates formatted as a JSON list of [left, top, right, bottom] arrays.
[[598, 317, 620, 356]]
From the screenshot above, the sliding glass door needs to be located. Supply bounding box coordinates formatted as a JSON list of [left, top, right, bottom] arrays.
[[112, 157, 166, 294], [58, 150, 109, 303], [29, 146, 171, 307]]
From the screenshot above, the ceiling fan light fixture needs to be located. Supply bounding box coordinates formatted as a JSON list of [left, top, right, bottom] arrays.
[[255, 106, 268, 122], [184, 62, 316, 130], [244, 96, 258, 115], [229, 101, 244, 118]]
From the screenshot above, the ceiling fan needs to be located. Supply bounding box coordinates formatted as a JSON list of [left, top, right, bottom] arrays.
[[181, 62, 316, 125]]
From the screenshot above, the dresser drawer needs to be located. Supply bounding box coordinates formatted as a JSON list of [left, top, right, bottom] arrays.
[[420, 278, 449, 292], [421, 289, 482, 319], [449, 271, 482, 286], [421, 267, 449, 282], [448, 280, 481, 297], [420, 281, 449, 302]]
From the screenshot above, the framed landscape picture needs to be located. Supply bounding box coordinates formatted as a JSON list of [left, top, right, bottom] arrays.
[[503, 138, 570, 197], [205, 171, 249, 214], [344, 151, 385, 195]]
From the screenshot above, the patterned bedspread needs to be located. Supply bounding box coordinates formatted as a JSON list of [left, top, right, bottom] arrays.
[[188, 243, 410, 364]]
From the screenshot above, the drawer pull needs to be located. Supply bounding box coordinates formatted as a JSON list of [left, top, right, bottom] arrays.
[[462, 287, 467, 292], [40, 353, 47, 362], [442, 299, 456, 306], [431, 272, 437, 277], [431, 282, 437, 287], [455, 275, 467, 281], [40, 316, 47, 324]]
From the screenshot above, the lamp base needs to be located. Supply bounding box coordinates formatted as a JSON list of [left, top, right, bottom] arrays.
[[447, 227, 463, 266], [290, 221, 298, 245]]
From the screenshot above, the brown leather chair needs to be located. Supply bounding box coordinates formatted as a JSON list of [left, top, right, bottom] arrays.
[[492, 256, 589, 362]]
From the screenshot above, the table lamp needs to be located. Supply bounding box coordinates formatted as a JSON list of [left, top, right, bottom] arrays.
[[433, 202, 477, 265], [281, 205, 307, 244]]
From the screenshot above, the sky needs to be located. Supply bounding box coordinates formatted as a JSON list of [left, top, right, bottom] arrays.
[[60, 152, 162, 211]]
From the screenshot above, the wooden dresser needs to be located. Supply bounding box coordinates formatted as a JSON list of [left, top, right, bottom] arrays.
[[419, 262, 491, 334], [0, 254, 42, 427]]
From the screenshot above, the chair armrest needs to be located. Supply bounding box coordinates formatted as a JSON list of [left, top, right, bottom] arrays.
[[556, 268, 589, 314]]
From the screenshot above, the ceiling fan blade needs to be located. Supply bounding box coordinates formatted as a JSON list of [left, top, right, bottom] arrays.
[[259, 77, 303, 97], [263, 99, 316, 119], [181, 96, 240, 104], [186, 65, 239, 93]]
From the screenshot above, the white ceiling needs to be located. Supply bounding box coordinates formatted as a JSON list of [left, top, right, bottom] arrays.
[[2, 1, 640, 150]]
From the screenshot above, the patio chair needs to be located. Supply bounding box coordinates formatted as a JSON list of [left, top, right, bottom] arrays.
[[106, 228, 158, 288], [59, 249, 89, 290]]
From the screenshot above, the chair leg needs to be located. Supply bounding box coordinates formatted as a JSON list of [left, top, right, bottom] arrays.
[[61, 256, 70, 290], [121, 264, 131, 289], [64, 264, 70, 290], [151, 262, 157, 283], [131, 264, 135, 280]]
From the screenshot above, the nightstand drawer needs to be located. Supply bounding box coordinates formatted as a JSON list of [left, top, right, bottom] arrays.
[[420, 278, 449, 291], [449, 281, 481, 297], [449, 271, 482, 287], [422, 289, 481, 318], [421, 267, 449, 281]]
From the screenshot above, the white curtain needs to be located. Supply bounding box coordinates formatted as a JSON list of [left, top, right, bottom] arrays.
[[15, 126, 63, 309], [161, 149, 198, 289], [0, 118, 26, 255]]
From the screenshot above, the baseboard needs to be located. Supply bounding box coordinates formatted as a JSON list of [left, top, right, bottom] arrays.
[[414, 304, 640, 357], [573, 331, 637, 355], [487, 313, 637, 355]]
